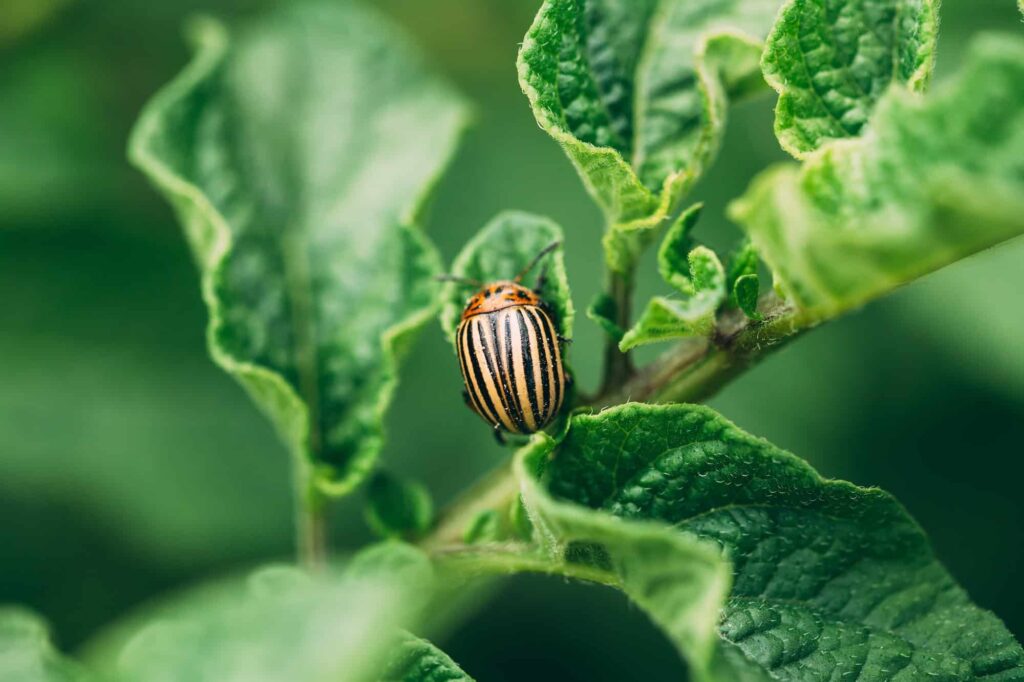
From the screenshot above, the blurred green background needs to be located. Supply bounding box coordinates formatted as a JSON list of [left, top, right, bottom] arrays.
[[2, 0, 1022, 679]]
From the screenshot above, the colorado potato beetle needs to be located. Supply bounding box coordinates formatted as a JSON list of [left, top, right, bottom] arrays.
[[442, 242, 569, 441]]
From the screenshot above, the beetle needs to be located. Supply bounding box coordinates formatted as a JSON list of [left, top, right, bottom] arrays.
[[441, 242, 570, 441]]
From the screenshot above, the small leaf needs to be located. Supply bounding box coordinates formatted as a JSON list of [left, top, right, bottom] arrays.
[[518, 0, 784, 272], [658, 204, 705, 295], [463, 510, 501, 545], [517, 403, 1024, 680], [725, 239, 761, 319], [509, 496, 535, 542], [366, 471, 434, 540], [732, 275, 761, 320], [379, 632, 474, 682], [620, 246, 726, 351], [763, 0, 939, 157], [94, 544, 437, 682], [586, 293, 625, 344], [129, 4, 469, 497], [0, 608, 88, 681], [731, 34, 1024, 321], [440, 212, 573, 344]]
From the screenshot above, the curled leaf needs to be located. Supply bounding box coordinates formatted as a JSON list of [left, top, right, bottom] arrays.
[[518, 0, 784, 272], [129, 3, 469, 496], [731, 34, 1024, 320], [620, 236, 727, 351], [763, 0, 940, 156], [586, 293, 625, 344]]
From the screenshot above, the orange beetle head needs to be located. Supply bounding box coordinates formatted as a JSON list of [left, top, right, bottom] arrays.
[[461, 281, 541, 319]]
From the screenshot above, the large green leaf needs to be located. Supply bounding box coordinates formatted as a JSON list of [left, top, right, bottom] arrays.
[[94, 544, 445, 682], [730, 34, 1024, 320], [129, 3, 469, 496], [517, 0, 783, 272], [439, 212, 573, 344], [517, 403, 1023, 680], [763, 0, 939, 157], [0, 609, 87, 682]]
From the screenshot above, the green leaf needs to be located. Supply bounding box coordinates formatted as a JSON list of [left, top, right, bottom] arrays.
[[366, 471, 434, 540], [657, 204, 705, 295], [516, 429, 734, 679], [129, 4, 469, 497], [463, 510, 502, 545], [763, 0, 939, 157], [725, 239, 761, 319], [730, 34, 1024, 321], [0, 609, 88, 682], [97, 544, 438, 682], [379, 633, 473, 682], [517, 0, 784, 272], [517, 403, 1024, 680], [732, 275, 761, 320], [439, 212, 573, 343], [620, 246, 726, 351], [586, 293, 625, 344]]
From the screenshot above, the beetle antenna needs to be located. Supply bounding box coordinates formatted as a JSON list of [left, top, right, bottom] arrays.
[[435, 274, 483, 288], [514, 240, 562, 283]]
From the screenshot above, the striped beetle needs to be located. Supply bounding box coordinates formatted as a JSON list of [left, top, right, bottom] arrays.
[[442, 242, 570, 441]]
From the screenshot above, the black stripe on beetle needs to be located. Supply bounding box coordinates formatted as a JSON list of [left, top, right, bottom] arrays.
[[445, 242, 569, 437]]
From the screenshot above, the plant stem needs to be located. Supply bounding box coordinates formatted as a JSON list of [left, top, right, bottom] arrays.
[[599, 269, 636, 394], [599, 294, 806, 407], [294, 463, 328, 568], [420, 293, 807, 551], [420, 457, 519, 552]]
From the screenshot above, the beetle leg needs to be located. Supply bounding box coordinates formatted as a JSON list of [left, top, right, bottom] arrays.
[[557, 334, 573, 345], [462, 388, 472, 407], [492, 423, 507, 446], [533, 263, 550, 294]]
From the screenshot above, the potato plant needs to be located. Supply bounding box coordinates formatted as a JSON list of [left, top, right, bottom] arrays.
[[6, 0, 1024, 680]]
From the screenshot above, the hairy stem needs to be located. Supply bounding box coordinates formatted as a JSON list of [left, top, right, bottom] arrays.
[[421, 293, 808, 551], [598, 270, 636, 394]]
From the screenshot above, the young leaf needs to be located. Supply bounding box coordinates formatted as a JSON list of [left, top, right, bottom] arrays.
[[517, 403, 1024, 681], [731, 275, 761, 320], [365, 471, 434, 540], [129, 3, 469, 497], [586, 293, 625, 344], [725, 240, 761, 319], [94, 544, 440, 682], [657, 204, 705, 295], [463, 510, 501, 545], [379, 632, 473, 682], [439, 212, 573, 343], [518, 0, 784, 272], [0, 608, 88, 681], [731, 34, 1024, 321], [620, 246, 726, 351], [764, 0, 939, 157]]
